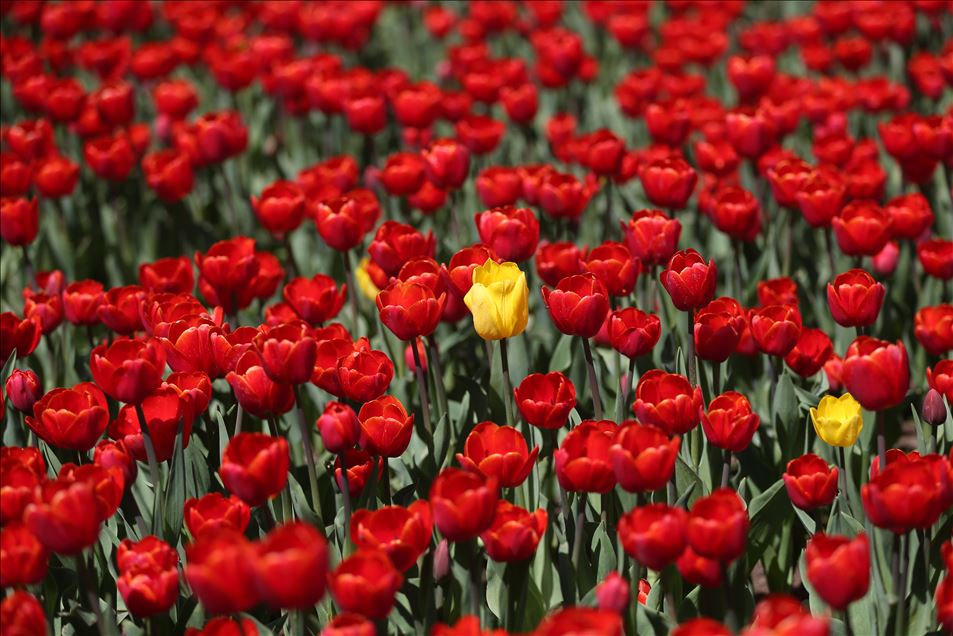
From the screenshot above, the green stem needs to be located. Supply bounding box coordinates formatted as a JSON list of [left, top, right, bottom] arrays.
[[342, 251, 360, 333], [580, 337, 603, 419], [338, 452, 352, 550], [293, 386, 324, 527], [617, 356, 637, 424], [500, 338, 517, 430], [135, 404, 163, 537], [76, 550, 107, 636], [686, 310, 696, 388], [572, 495, 586, 572], [426, 335, 449, 423], [411, 339, 433, 436]]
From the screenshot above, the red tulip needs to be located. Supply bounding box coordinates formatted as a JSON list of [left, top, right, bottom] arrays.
[[194, 237, 260, 315], [749, 304, 802, 357], [253, 322, 317, 385], [542, 273, 610, 338], [708, 185, 762, 242], [368, 221, 436, 279], [316, 401, 360, 455], [334, 449, 385, 497], [22, 291, 62, 335], [535, 241, 587, 287], [0, 447, 45, 526], [884, 192, 934, 240], [861, 458, 946, 533], [514, 371, 577, 430], [313, 194, 377, 253], [63, 279, 105, 325], [357, 395, 414, 458], [537, 171, 594, 221], [632, 370, 703, 436], [109, 385, 193, 463], [351, 501, 433, 571], [429, 467, 498, 542], [225, 350, 295, 418], [25, 477, 101, 554], [919, 238, 953, 280], [329, 549, 403, 620], [618, 503, 688, 571], [456, 114, 505, 156], [784, 327, 834, 377], [639, 155, 697, 210], [185, 529, 258, 614], [622, 209, 682, 267], [832, 200, 892, 257], [826, 269, 886, 328], [693, 297, 746, 363], [476, 166, 522, 208], [805, 533, 870, 610], [766, 158, 814, 208], [672, 618, 730, 636], [152, 79, 198, 119], [422, 138, 470, 189], [659, 249, 717, 312], [554, 419, 618, 493], [0, 196, 38, 246], [34, 154, 79, 198], [501, 83, 539, 124], [251, 180, 305, 237], [84, 131, 136, 181], [139, 256, 194, 294], [0, 592, 47, 636], [0, 312, 41, 368], [116, 536, 179, 618], [26, 382, 109, 452], [457, 421, 539, 488], [783, 453, 838, 511], [322, 614, 376, 636], [676, 546, 722, 588], [686, 488, 749, 562], [703, 381, 762, 448], [480, 500, 547, 562], [842, 336, 909, 411], [747, 594, 830, 635], [796, 169, 846, 228], [915, 305, 953, 356], [474, 206, 540, 263], [282, 275, 346, 327], [586, 242, 640, 297], [608, 308, 661, 360], [184, 493, 251, 537], [219, 433, 289, 507], [335, 337, 394, 402], [142, 149, 194, 203], [534, 607, 623, 636], [927, 359, 953, 403], [98, 285, 146, 335], [255, 521, 328, 609], [0, 523, 48, 587], [610, 423, 680, 493], [645, 101, 692, 147], [190, 110, 247, 165], [376, 281, 445, 341], [448, 244, 499, 297]]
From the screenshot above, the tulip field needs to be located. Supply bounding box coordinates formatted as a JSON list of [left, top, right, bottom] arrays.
[[3, 1, 953, 635]]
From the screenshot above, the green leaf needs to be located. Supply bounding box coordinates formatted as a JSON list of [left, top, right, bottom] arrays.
[[550, 334, 573, 372], [164, 423, 188, 544]]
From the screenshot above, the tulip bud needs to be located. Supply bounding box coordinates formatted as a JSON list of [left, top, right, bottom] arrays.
[[4, 369, 41, 413], [596, 572, 630, 613], [922, 389, 947, 427], [433, 539, 451, 581]]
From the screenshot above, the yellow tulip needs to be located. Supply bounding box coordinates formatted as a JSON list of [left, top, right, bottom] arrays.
[[355, 257, 380, 301], [810, 393, 863, 447], [463, 260, 529, 341]]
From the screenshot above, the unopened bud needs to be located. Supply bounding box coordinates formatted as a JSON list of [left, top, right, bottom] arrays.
[[433, 538, 450, 581], [595, 571, 630, 614], [922, 389, 947, 426]]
